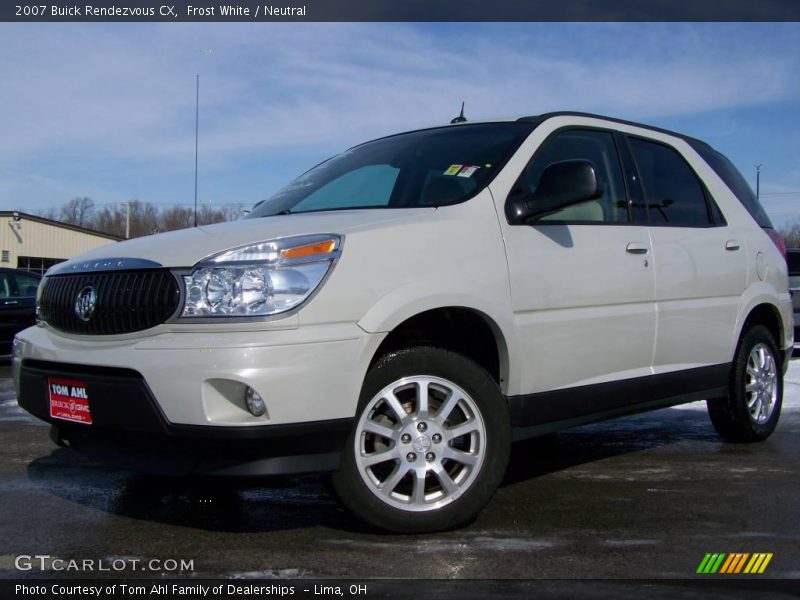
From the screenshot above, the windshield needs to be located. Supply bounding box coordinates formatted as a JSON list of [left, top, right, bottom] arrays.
[[247, 122, 535, 218]]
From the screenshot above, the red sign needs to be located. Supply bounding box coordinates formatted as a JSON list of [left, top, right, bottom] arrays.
[[48, 378, 93, 425]]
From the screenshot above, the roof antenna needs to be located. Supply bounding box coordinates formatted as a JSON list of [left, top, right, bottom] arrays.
[[450, 102, 467, 124]]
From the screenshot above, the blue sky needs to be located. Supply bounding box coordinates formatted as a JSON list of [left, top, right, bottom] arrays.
[[0, 22, 799, 225]]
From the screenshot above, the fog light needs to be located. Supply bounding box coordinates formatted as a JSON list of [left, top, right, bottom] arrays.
[[245, 386, 267, 417]]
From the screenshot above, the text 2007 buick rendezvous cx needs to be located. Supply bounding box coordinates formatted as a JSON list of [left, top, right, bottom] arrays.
[[13, 113, 792, 532]]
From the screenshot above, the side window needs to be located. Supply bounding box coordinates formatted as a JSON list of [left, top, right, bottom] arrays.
[[523, 129, 628, 223], [0, 273, 10, 298], [628, 137, 711, 227], [692, 143, 766, 227], [14, 273, 40, 297]]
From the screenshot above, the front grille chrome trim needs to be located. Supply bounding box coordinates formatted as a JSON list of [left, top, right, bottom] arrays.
[[39, 269, 180, 335]]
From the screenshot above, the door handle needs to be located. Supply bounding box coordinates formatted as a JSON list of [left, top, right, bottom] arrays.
[[3, 300, 19, 305], [726, 240, 741, 251], [626, 242, 649, 255]]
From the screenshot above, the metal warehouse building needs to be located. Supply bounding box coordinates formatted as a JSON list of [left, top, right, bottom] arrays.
[[0, 211, 121, 274]]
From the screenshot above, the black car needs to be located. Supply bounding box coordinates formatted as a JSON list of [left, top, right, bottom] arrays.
[[0, 268, 41, 357], [788, 249, 800, 350]]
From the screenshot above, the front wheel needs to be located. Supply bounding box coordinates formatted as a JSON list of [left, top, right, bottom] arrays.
[[332, 347, 510, 533], [707, 325, 783, 442]]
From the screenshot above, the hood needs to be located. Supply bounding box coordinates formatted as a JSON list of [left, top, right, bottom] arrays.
[[54, 208, 435, 270]]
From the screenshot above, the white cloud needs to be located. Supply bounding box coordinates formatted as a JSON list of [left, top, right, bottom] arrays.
[[1, 23, 797, 164], [0, 22, 798, 211]]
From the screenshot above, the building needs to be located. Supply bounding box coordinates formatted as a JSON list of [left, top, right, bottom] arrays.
[[0, 211, 121, 275]]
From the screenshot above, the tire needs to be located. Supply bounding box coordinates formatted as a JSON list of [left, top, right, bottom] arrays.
[[332, 346, 511, 533], [707, 325, 783, 442]]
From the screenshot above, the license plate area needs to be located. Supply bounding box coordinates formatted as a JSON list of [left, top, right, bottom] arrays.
[[48, 377, 93, 424]]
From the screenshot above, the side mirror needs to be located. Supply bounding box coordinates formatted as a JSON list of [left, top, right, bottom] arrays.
[[506, 160, 603, 224]]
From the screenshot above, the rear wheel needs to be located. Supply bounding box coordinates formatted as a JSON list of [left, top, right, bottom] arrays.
[[332, 346, 510, 533], [707, 325, 783, 442]]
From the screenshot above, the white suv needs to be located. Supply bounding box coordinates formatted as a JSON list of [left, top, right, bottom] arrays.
[[13, 112, 792, 532]]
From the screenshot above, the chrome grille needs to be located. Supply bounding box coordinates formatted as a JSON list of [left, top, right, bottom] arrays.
[[39, 270, 180, 335]]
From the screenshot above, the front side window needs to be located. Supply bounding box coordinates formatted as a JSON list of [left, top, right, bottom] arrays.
[[628, 137, 711, 226], [248, 123, 536, 217], [520, 129, 628, 223]]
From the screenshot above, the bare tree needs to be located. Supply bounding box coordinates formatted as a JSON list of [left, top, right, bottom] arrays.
[[222, 203, 247, 222], [60, 197, 95, 227], [42, 198, 247, 239], [94, 205, 126, 238], [197, 204, 227, 226], [125, 200, 160, 238], [779, 220, 800, 249], [159, 205, 195, 232]]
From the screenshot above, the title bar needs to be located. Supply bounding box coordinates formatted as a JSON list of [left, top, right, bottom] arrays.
[[3, 0, 800, 22]]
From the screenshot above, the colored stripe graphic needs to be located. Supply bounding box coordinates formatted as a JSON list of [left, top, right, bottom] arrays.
[[698, 553, 773, 574], [697, 553, 726, 574], [720, 553, 750, 574], [744, 553, 774, 574], [719, 554, 736, 573]]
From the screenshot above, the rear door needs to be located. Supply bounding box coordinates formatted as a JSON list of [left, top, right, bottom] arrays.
[[625, 136, 747, 373]]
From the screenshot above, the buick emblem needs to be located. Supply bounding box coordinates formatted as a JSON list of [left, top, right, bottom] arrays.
[[74, 285, 97, 322]]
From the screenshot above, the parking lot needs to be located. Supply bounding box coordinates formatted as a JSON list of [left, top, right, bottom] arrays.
[[0, 360, 798, 583]]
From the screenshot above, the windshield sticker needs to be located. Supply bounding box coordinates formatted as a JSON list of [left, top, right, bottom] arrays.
[[444, 164, 463, 176], [457, 165, 480, 178]]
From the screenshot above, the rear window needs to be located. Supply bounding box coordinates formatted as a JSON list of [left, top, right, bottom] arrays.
[[690, 143, 773, 228]]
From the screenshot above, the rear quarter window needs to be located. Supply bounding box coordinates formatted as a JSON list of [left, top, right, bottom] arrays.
[[690, 142, 773, 229]]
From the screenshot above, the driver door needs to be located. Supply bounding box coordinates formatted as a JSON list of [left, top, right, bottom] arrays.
[[500, 128, 656, 413]]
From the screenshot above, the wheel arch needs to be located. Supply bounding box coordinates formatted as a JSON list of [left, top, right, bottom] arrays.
[[736, 302, 785, 358], [365, 306, 511, 393]]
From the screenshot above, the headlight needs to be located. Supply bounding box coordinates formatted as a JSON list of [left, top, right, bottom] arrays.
[[180, 234, 341, 318]]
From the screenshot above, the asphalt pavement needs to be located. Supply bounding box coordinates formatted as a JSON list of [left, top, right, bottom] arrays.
[[0, 360, 798, 588]]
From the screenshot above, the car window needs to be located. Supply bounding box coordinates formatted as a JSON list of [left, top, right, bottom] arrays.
[[523, 129, 628, 223], [628, 137, 711, 226], [689, 142, 770, 228], [14, 272, 40, 297], [0, 273, 10, 298], [247, 122, 536, 216], [293, 165, 400, 212]]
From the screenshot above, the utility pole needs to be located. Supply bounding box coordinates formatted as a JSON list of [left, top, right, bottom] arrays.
[[756, 164, 762, 199], [125, 201, 130, 239]]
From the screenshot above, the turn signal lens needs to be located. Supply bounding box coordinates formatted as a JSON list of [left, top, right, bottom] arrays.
[[280, 239, 337, 260]]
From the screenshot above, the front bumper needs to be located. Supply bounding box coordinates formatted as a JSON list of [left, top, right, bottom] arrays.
[[13, 323, 381, 475]]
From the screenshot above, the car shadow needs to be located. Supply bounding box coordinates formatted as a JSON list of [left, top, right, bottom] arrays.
[[503, 403, 722, 486], [26, 450, 370, 534], [25, 404, 721, 534]]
